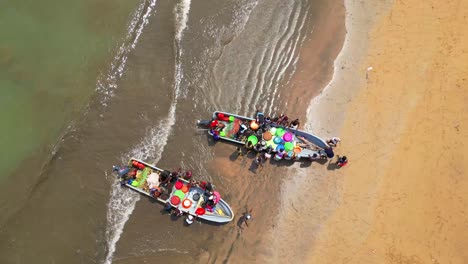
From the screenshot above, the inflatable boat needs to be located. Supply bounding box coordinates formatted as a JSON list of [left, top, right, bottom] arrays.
[[118, 158, 234, 223]]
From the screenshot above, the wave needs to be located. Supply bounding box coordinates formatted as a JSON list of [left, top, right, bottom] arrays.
[[96, 0, 157, 106], [102, 1, 158, 264], [103, 1, 191, 263], [174, 0, 191, 44]]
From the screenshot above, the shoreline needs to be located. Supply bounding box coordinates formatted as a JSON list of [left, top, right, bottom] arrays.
[[269, 0, 394, 262], [194, 0, 349, 263]]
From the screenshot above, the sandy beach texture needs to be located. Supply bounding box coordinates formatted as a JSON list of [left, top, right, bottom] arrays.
[[301, 0, 468, 263]]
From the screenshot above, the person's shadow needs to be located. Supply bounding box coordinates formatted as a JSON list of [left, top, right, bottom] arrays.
[[327, 160, 341, 170], [237, 215, 246, 229], [229, 150, 240, 161]]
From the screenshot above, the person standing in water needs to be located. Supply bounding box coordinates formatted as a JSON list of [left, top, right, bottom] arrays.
[[240, 209, 253, 229], [185, 214, 195, 225]]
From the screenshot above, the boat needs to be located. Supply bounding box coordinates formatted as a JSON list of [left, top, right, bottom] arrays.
[[117, 158, 234, 223], [197, 111, 331, 160]]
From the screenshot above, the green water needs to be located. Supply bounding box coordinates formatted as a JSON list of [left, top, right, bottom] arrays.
[[0, 0, 138, 179]]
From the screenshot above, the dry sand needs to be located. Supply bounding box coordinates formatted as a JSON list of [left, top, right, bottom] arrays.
[[300, 0, 468, 263]]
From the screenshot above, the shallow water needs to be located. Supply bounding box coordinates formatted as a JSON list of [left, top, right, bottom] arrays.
[[0, 0, 335, 263], [0, 0, 139, 180]]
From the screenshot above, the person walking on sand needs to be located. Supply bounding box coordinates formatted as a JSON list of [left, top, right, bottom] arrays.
[[240, 209, 253, 228]]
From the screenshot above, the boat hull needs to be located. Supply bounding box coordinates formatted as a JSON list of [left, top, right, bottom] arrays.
[[205, 111, 329, 160], [121, 158, 234, 223]]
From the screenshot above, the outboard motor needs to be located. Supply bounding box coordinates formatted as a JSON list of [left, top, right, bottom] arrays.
[[196, 119, 212, 129]]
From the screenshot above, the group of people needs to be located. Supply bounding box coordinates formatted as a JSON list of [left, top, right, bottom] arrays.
[[164, 201, 196, 225], [209, 111, 302, 142], [255, 111, 301, 130]]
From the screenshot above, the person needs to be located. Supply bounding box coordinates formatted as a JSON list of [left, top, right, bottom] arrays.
[[164, 202, 172, 213], [199, 181, 207, 189], [327, 137, 341, 147], [308, 153, 320, 161], [289, 119, 300, 129], [278, 114, 289, 126], [255, 110, 265, 125], [184, 170, 192, 180], [319, 150, 328, 159], [150, 186, 162, 198], [215, 122, 226, 131], [337, 155, 348, 167], [272, 116, 279, 125], [186, 214, 195, 225], [239, 123, 248, 134], [205, 182, 213, 192], [240, 209, 253, 228], [159, 170, 171, 186], [255, 155, 263, 169], [324, 146, 335, 158], [253, 143, 262, 152], [188, 179, 199, 188], [246, 140, 254, 150], [264, 147, 272, 160], [172, 208, 184, 217], [236, 146, 243, 156]]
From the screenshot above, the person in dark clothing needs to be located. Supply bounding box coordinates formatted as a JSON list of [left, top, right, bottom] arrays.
[[289, 119, 300, 129], [240, 209, 253, 229], [255, 155, 263, 169], [164, 202, 172, 213], [324, 146, 335, 158]]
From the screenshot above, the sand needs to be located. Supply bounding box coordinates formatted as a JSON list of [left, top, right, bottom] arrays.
[[301, 0, 468, 263], [194, 1, 348, 263]]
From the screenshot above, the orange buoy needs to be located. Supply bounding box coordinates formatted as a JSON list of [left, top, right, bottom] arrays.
[[182, 199, 192, 209], [181, 185, 189, 193]]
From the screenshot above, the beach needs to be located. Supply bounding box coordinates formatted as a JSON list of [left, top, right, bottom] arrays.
[[295, 0, 468, 263], [2, 0, 467, 263]]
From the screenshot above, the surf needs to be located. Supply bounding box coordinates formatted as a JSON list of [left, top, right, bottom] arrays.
[[103, 0, 191, 263]]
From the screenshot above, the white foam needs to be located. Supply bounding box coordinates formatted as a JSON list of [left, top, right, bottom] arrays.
[[103, 1, 192, 263], [97, 0, 157, 104], [103, 180, 140, 264], [174, 0, 191, 43]]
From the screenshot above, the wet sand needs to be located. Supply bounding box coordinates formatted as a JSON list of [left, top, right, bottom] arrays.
[[195, 0, 348, 263], [303, 0, 468, 263]]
